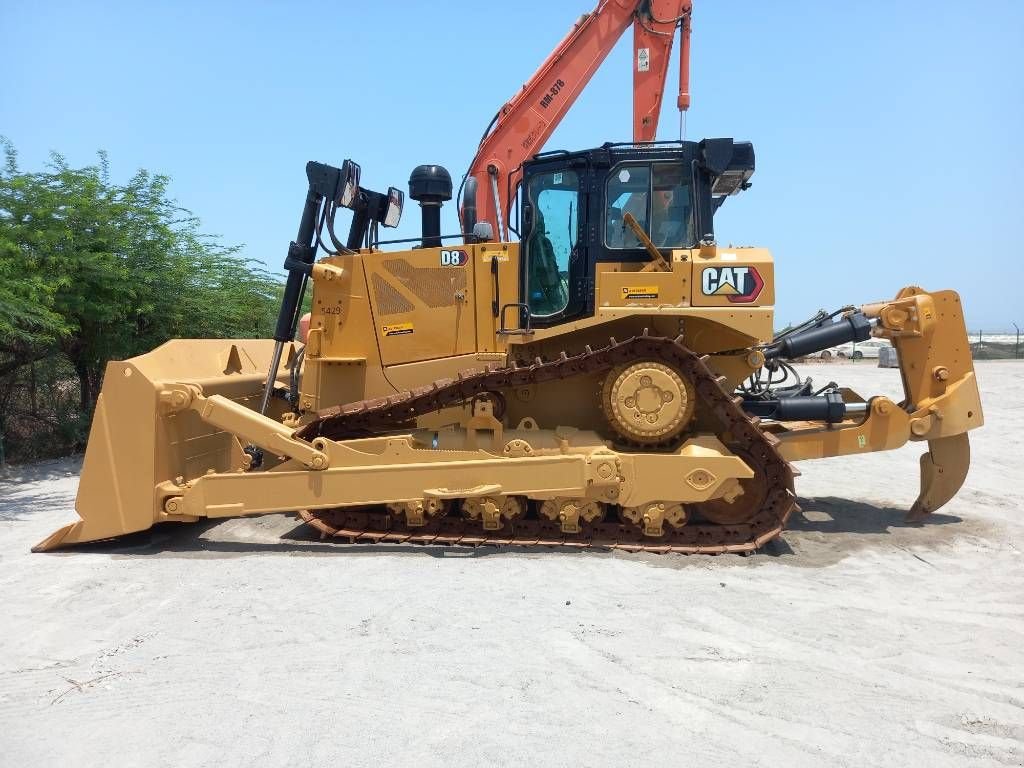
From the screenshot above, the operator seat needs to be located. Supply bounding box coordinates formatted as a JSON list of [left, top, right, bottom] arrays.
[[654, 192, 688, 247]]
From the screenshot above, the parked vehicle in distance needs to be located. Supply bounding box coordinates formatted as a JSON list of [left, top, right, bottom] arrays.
[[819, 339, 893, 360]]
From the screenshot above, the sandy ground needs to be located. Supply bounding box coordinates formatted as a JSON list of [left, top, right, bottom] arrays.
[[1, 361, 1022, 767]]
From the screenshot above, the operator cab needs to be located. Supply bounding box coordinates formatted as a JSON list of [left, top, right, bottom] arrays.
[[517, 139, 754, 328]]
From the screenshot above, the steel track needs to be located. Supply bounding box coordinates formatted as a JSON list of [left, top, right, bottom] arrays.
[[296, 334, 797, 554]]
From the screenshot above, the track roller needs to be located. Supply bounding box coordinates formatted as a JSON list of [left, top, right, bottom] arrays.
[[461, 495, 525, 531], [387, 498, 447, 527], [538, 498, 605, 533], [620, 501, 688, 537]]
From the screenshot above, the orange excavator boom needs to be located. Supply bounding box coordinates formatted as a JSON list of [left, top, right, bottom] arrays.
[[462, 0, 692, 240]]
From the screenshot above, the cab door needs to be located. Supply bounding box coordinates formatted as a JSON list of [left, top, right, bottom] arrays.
[[520, 165, 589, 328]]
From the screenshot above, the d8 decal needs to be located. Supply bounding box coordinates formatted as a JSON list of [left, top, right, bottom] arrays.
[[440, 249, 469, 267]]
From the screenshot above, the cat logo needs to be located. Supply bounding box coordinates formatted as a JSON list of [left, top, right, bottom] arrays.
[[440, 249, 469, 266], [382, 322, 414, 337], [701, 266, 764, 303]]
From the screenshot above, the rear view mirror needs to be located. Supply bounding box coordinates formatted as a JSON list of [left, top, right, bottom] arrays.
[[338, 159, 361, 208], [383, 187, 403, 228]]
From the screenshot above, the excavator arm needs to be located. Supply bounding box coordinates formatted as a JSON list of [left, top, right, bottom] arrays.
[[462, 0, 692, 240]]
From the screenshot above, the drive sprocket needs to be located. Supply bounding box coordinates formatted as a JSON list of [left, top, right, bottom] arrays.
[[601, 360, 695, 445]]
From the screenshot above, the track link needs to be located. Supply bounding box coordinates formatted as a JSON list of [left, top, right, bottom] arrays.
[[296, 334, 797, 554]]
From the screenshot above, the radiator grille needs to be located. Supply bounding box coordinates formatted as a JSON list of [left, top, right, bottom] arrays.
[[372, 273, 414, 316], [384, 259, 466, 308]]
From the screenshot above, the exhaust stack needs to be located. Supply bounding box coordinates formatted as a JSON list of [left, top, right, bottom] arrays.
[[409, 165, 452, 248]]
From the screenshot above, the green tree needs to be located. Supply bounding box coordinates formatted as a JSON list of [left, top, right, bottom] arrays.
[[0, 139, 282, 461]]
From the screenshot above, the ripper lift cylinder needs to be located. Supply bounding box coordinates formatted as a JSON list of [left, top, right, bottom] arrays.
[[769, 312, 873, 361], [743, 391, 861, 424]]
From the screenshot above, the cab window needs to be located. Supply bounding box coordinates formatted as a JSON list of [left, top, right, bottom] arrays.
[[604, 165, 649, 249], [651, 163, 693, 247], [605, 163, 693, 249], [525, 170, 579, 316]]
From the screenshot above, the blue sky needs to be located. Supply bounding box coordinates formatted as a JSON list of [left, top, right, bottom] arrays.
[[3, 0, 1022, 329]]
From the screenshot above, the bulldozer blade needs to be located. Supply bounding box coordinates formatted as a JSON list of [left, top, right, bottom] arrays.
[[907, 433, 971, 522], [31, 521, 97, 552], [33, 339, 288, 552]]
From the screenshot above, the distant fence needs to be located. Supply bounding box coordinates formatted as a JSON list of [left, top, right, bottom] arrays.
[[793, 330, 1021, 364], [968, 331, 1021, 360]]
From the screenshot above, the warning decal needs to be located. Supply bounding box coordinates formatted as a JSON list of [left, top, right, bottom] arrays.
[[382, 322, 414, 337], [621, 286, 659, 300]]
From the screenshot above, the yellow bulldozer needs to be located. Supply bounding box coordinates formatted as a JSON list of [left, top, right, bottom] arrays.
[[34, 1, 983, 554]]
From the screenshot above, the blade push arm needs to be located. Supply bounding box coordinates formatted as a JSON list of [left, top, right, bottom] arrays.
[[464, 0, 692, 240]]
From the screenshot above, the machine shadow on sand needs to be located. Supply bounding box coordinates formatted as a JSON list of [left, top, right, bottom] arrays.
[[789, 497, 961, 536]]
